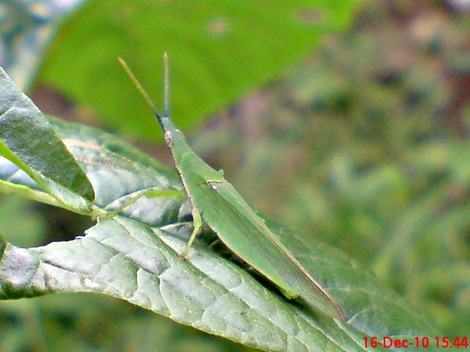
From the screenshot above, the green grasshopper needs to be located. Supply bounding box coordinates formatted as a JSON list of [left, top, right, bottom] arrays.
[[118, 55, 347, 320]]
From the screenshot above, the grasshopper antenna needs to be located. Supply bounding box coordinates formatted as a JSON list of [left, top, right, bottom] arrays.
[[163, 52, 170, 118], [118, 57, 163, 124]]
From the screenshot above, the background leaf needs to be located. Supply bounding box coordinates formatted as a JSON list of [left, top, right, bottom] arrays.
[[39, 0, 363, 140], [0, 0, 83, 90]]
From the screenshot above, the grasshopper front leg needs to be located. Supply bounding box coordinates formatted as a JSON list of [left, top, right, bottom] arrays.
[[104, 188, 185, 218]]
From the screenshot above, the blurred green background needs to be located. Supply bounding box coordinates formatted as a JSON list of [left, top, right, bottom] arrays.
[[1, 0, 469, 351]]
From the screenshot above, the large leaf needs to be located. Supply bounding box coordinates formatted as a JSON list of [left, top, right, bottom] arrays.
[[40, 0, 364, 140], [0, 67, 94, 213], [0, 117, 441, 351]]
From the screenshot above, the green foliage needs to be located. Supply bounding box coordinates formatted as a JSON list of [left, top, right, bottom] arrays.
[[2, 1, 469, 351]]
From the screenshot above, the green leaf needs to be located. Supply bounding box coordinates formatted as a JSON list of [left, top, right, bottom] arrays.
[[0, 67, 94, 213], [40, 0, 364, 140], [0, 118, 441, 351], [0, 216, 441, 351]]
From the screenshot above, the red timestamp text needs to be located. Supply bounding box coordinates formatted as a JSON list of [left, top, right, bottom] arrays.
[[363, 336, 468, 349]]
